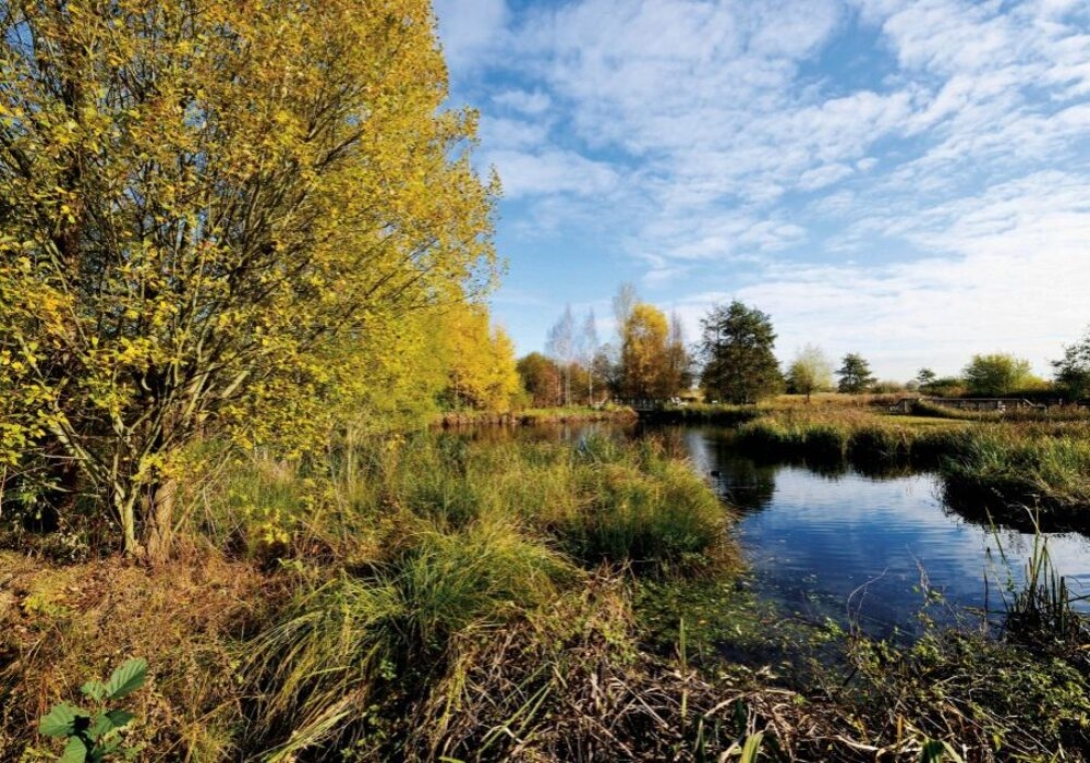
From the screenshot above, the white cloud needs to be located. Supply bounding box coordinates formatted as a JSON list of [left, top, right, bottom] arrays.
[[480, 116, 551, 151], [436, 0, 1090, 370], [484, 149, 621, 199], [432, 0, 509, 71], [493, 89, 553, 115]]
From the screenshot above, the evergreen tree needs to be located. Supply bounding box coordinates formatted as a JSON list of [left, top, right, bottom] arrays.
[[916, 368, 937, 389], [837, 353, 876, 394], [1053, 327, 1090, 399], [699, 301, 782, 404]]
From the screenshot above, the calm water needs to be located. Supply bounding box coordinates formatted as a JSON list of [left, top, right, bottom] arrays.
[[676, 426, 1090, 636], [453, 421, 1090, 635]]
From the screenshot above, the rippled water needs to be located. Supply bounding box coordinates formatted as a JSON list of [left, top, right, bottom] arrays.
[[677, 426, 1090, 636]]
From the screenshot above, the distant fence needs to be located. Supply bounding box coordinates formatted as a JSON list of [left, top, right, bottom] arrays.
[[891, 397, 1061, 414], [616, 399, 670, 412]]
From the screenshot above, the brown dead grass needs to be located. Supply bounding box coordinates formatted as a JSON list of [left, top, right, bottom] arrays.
[[0, 550, 279, 761]]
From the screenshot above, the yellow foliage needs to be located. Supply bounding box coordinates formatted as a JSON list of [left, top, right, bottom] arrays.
[[430, 302, 522, 412], [0, 0, 499, 555], [621, 303, 675, 399]]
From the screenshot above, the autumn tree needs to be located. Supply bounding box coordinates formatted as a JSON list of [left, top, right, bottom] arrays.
[[836, 353, 876, 394], [620, 303, 681, 399], [612, 283, 638, 333], [545, 305, 576, 406], [0, 0, 498, 559], [699, 301, 781, 404], [666, 311, 694, 395], [578, 309, 601, 404], [516, 352, 560, 408], [435, 304, 520, 412], [1053, 327, 1090, 400], [786, 344, 832, 402], [963, 353, 1033, 396]]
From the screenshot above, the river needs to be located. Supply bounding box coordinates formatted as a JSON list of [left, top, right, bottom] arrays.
[[673, 425, 1090, 637], [458, 420, 1090, 636]]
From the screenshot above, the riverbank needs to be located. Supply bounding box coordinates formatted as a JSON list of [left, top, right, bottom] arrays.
[[434, 404, 637, 428], [2, 433, 728, 760], [4, 430, 1088, 760], [665, 398, 1090, 530]]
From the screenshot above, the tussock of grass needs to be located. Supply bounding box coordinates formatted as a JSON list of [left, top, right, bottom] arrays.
[[233, 432, 733, 758], [245, 516, 576, 759], [941, 426, 1090, 523], [561, 453, 729, 572]]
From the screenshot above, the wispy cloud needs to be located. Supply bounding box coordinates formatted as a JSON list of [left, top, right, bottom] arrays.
[[434, 0, 1090, 377]]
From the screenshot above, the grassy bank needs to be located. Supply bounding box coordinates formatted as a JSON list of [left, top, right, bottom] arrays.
[[2, 433, 734, 760], [729, 406, 1090, 527], [4, 431, 1089, 760]]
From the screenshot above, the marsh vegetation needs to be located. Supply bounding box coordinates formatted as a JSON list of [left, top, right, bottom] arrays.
[[6, 412, 1090, 760]]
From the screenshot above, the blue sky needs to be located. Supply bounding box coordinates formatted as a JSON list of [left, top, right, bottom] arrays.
[[432, 0, 1090, 382]]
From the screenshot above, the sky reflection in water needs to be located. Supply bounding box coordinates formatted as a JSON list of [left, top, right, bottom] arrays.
[[679, 427, 1090, 637]]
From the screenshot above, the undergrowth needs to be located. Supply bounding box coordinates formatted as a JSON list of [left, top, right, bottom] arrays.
[[6, 429, 1090, 761]]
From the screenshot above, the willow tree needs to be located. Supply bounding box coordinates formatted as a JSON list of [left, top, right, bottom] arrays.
[[0, 0, 498, 560]]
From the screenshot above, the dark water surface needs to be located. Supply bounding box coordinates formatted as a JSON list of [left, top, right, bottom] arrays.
[[450, 421, 1090, 636], [674, 425, 1090, 636]]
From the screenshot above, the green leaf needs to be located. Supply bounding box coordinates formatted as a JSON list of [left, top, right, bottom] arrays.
[[104, 709, 135, 729], [39, 703, 83, 738], [58, 737, 87, 763], [104, 658, 147, 700], [88, 712, 114, 740], [80, 680, 107, 702]]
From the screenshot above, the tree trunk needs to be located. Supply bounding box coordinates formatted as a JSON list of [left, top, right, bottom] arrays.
[[143, 477, 177, 564], [114, 484, 141, 558]]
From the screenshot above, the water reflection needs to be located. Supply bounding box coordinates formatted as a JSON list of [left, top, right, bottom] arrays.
[[681, 426, 1090, 637], [448, 422, 1090, 638]]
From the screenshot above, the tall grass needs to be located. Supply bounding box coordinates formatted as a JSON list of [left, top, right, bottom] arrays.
[[226, 431, 735, 758], [1001, 523, 1090, 653], [941, 426, 1090, 521], [245, 516, 574, 759]]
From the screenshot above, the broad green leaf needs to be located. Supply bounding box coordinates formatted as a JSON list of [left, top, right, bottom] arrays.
[[88, 712, 114, 740], [58, 737, 87, 763], [104, 709, 135, 729], [39, 703, 82, 738], [104, 658, 147, 700], [80, 680, 107, 702]]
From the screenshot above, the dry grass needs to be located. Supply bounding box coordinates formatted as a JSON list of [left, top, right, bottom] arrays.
[[0, 550, 277, 761]]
